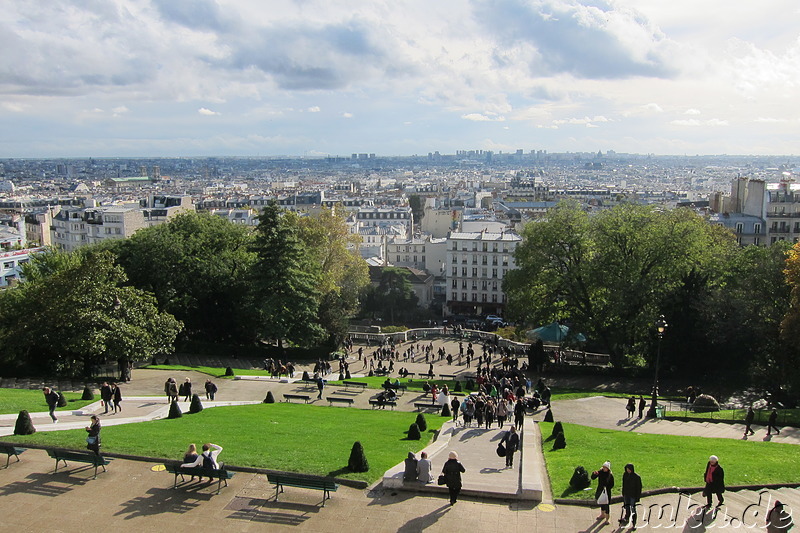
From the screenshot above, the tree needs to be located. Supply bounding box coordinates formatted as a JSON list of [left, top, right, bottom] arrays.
[[298, 206, 369, 349], [250, 202, 323, 348], [0, 249, 182, 376], [347, 441, 369, 472], [362, 267, 419, 324], [780, 242, 800, 397], [111, 212, 256, 343]]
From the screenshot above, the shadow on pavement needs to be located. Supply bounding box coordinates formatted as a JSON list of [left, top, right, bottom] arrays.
[[0, 472, 83, 497], [397, 503, 451, 532], [114, 486, 212, 519], [226, 497, 318, 525]]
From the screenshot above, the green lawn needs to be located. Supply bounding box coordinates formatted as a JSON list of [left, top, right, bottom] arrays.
[[540, 421, 800, 499], [663, 408, 800, 427], [3, 403, 445, 483], [550, 389, 685, 402], [145, 364, 262, 378], [0, 388, 95, 415]]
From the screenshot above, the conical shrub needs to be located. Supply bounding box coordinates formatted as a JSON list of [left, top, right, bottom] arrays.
[[454, 381, 463, 392], [13, 410, 35, 435], [345, 370, 352, 379], [189, 394, 204, 414], [407, 423, 421, 440], [302, 371, 310, 381], [466, 379, 475, 391], [551, 421, 563, 438], [553, 431, 566, 450], [225, 367, 234, 376], [415, 412, 428, 432], [168, 401, 183, 419], [544, 409, 554, 423], [264, 391, 276, 403], [56, 392, 67, 407], [348, 441, 369, 472], [441, 403, 452, 417], [81, 386, 94, 400]]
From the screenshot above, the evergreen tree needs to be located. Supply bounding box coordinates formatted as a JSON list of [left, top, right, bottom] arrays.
[[553, 431, 566, 450], [168, 401, 183, 419], [13, 410, 35, 435], [81, 386, 94, 400], [551, 421, 563, 438], [347, 441, 369, 472], [264, 391, 276, 403], [189, 393, 204, 413], [544, 409, 554, 422], [407, 423, 421, 440], [415, 412, 428, 432]]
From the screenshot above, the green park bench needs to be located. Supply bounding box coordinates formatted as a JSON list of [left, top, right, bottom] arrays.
[[46, 449, 112, 479], [283, 393, 312, 403], [0, 444, 27, 468], [266, 472, 338, 507], [327, 397, 354, 407], [341, 381, 368, 391], [369, 398, 397, 410], [163, 463, 235, 494], [413, 402, 440, 411]]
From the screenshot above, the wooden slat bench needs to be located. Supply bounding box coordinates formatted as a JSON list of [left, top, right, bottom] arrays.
[[369, 399, 397, 410], [413, 402, 440, 411], [283, 394, 312, 403], [163, 463, 235, 494], [327, 397, 354, 407], [341, 381, 368, 391], [46, 449, 112, 479], [266, 472, 338, 507], [0, 444, 26, 468]]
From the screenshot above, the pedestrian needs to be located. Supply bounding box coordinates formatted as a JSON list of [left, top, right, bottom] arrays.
[[619, 463, 642, 530], [497, 399, 508, 426], [403, 452, 418, 481], [85, 414, 102, 455], [182, 378, 192, 402], [205, 379, 217, 401], [501, 426, 520, 468], [743, 406, 755, 437], [767, 408, 781, 435], [165, 378, 178, 403], [100, 382, 112, 414], [766, 500, 794, 532], [591, 461, 614, 524], [638, 395, 646, 419], [417, 451, 433, 483], [441, 451, 466, 505], [626, 397, 636, 419], [702, 455, 725, 508], [42, 386, 59, 423], [112, 383, 122, 413], [450, 396, 461, 424], [316, 375, 325, 400], [514, 398, 525, 430]]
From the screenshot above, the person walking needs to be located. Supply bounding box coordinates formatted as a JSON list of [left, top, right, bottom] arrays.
[[182, 378, 192, 402], [100, 382, 113, 414], [626, 397, 636, 419], [316, 375, 325, 400], [638, 395, 646, 419], [501, 426, 520, 468], [702, 455, 725, 508], [450, 396, 460, 424], [514, 398, 525, 430], [743, 407, 755, 437], [619, 463, 642, 530], [205, 379, 217, 401], [165, 378, 178, 403], [42, 387, 59, 423], [442, 451, 466, 505], [591, 461, 614, 523], [85, 415, 102, 456], [767, 408, 781, 435], [111, 383, 122, 413]]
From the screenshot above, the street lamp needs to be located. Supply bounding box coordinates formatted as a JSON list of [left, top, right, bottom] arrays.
[[646, 315, 668, 418]]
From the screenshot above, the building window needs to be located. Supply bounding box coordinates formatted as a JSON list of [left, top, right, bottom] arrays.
[[462, 267, 467, 276], [472, 268, 478, 276], [754, 223, 761, 234], [472, 242, 477, 251], [482, 242, 488, 252], [482, 294, 487, 302], [492, 268, 497, 278], [492, 294, 498, 303], [452, 280, 458, 288], [471, 293, 477, 302], [452, 267, 457, 276], [735, 223, 744, 234], [3, 262, 13, 269], [462, 280, 467, 289], [462, 292, 467, 301], [397, 255, 401, 262]]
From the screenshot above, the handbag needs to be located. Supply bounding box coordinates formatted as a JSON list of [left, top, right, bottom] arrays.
[[597, 490, 609, 506], [86, 436, 97, 445], [496, 442, 506, 457], [437, 475, 447, 486]]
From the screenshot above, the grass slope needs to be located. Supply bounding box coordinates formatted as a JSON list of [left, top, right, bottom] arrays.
[[3, 403, 445, 483], [0, 388, 94, 415], [540, 421, 800, 499]]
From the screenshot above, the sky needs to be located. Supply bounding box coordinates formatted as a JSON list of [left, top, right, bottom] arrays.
[[1, 0, 800, 158]]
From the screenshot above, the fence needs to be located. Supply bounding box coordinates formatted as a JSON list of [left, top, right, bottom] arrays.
[[661, 400, 794, 426]]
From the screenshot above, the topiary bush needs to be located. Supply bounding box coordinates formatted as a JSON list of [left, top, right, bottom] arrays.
[[168, 401, 183, 419], [81, 386, 94, 401], [225, 367, 234, 377], [692, 394, 721, 413], [551, 421, 563, 438], [348, 441, 369, 472], [466, 379, 475, 391], [13, 410, 35, 435], [345, 370, 352, 379], [544, 409, 554, 423], [302, 371, 310, 381], [569, 465, 590, 489], [415, 413, 428, 432], [163, 358, 170, 365], [454, 381, 463, 392], [553, 431, 566, 450], [189, 394, 204, 414], [264, 391, 275, 404], [56, 392, 67, 408], [441, 403, 451, 417], [407, 423, 421, 440]]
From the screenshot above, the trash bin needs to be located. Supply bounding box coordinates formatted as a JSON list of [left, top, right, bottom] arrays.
[[655, 405, 665, 419]]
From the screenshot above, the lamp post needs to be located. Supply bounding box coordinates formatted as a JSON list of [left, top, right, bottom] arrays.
[[646, 315, 668, 418]]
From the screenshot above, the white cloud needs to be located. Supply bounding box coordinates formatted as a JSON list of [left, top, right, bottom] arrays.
[[198, 107, 220, 116], [684, 108, 701, 115], [755, 117, 789, 123], [461, 113, 506, 122], [670, 118, 728, 126], [1, 102, 28, 112], [623, 103, 663, 117], [552, 116, 610, 126], [307, 106, 321, 112], [342, 112, 353, 118]]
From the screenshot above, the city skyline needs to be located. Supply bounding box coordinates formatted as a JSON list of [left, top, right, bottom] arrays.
[[2, 0, 799, 158]]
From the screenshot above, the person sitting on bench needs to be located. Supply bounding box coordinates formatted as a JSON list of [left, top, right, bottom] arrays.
[[181, 443, 223, 481]]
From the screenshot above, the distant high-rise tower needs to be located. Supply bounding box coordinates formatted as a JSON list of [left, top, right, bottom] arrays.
[[139, 165, 147, 177], [152, 166, 161, 181]]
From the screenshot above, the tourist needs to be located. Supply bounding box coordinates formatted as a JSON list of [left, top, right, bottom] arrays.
[[514, 398, 525, 430], [182, 443, 224, 478], [403, 452, 418, 481], [450, 396, 460, 423], [165, 378, 178, 403], [111, 383, 122, 413], [417, 451, 433, 483], [316, 375, 325, 400], [484, 399, 496, 429], [591, 461, 614, 523], [626, 397, 636, 419], [441, 451, 466, 505], [182, 378, 192, 402], [100, 382, 113, 414], [500, 426, 520, 468], [205, 379, 217, 401], [619, 463, 642, 530], [497, 399, 508, 426], [767, 408, 781, 435], [42, 386, 59, 423], [85, 415, 102, 455], [702, 455, 725, 508], [744, 406, 755, 437], [766, 500, 794, 532], [638, 395, 646, 419], [183, 443, 198, 464]]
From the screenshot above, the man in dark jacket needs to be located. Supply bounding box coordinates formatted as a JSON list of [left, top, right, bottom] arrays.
[[744, 407, 755, 437], [767, 409, 780, 435], [703, 455, 725, 507], [620, 463, 643, 530], [501, 426, 520, 468], [42, 387, 59, 423], [100, 382, 113, 414]]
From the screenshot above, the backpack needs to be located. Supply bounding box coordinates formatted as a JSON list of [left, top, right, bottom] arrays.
[[202, 452, 216, 469]]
